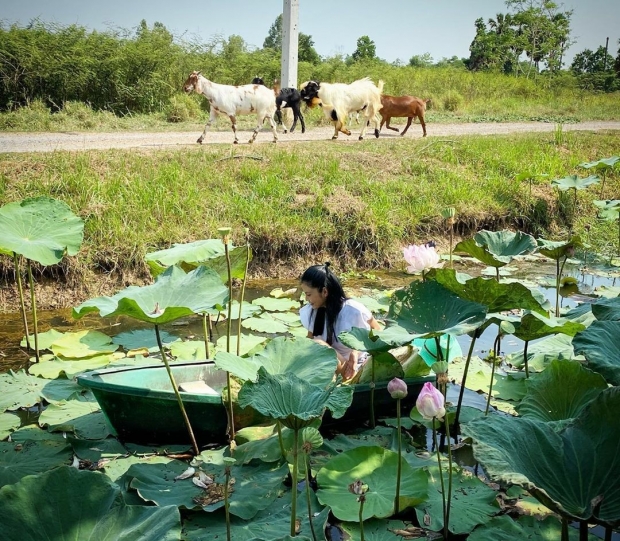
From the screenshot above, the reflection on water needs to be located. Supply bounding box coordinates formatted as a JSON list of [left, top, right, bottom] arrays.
[[0, 259, 618, 374]]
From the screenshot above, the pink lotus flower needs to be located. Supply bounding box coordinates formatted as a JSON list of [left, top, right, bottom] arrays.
[[403, 243, 443, 274], [416, 382, 446, 420], [387, 377, 408, 400]]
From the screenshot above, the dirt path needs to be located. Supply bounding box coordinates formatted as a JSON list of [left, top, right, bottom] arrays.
[[1, 121, 619, 153]]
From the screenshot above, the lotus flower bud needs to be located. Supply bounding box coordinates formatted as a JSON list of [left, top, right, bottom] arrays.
[[218, 227, 231, 243], [416, 382, 446, 421], [387, 377, 408, 400], [403, 244, 443, 274], [441, 207, 456, 220], [348, 479, 368, 495]]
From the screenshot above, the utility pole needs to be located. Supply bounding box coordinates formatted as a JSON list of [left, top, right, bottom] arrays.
[[281, 0, 299, 89], [603, 37, 609, 71]]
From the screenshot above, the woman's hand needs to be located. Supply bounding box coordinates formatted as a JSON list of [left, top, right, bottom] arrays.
[[342, 351, 359, 380]]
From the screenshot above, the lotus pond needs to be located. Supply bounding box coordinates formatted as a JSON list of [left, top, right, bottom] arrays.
[[1, 198, 620, 541]]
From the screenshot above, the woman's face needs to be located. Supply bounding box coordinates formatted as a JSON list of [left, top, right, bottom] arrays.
[[301, 282, 328, 309]]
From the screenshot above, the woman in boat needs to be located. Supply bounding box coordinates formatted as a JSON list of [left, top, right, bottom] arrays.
[[300, 263, 382, 379]]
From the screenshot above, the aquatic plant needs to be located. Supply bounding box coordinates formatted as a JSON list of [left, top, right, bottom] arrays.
[[550, 174, 600, 231], [402, 242, 443, 279], [593, 199, 620, 258], [580, 156, 619, 199], [387, 377, 407, 514]]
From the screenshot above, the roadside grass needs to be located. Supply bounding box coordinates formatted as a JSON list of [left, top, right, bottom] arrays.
[[0, 131, 618, 301]]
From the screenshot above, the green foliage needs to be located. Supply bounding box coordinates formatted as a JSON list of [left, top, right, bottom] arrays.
[[165, 93, 202, 123], [351, 35, 377, 62], [262, 14, 320, 64]]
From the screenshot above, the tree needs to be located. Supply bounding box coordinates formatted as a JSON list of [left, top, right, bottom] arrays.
[[262, 14, 321, 64], [615, 39, 620, 77], [351, 35, 377, 62], [571, 46, 615, 74], [409, 53, 434, 68]]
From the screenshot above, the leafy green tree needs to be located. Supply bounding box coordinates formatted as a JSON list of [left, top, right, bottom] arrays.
[[409, 53, 434, 68], [351, 35, 377, 62], [615, 39, 620, 77], [262, 14, 320, 64], [571, 46, 615, 74]]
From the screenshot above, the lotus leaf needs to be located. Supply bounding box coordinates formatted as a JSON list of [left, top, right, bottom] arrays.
[[0, 370, 46, 412], [127, 458, 288, 519], [593, 199, 620, 220], [242, 314, 290, 334], [513, 312, 586, 342], [340, 518, 425, 541], [388, 280, 487, 338], [454, 230, 536, 268], [20, 328, 64, 349], [463, 387, 620, 525], [238, 368, 353, 430], [40, 378, 92, 403], [572, 320, 620, 385], [229, 300, 264, 320], [252, 296, 300, 311], [145, 239, 250, 282], [73, 265, 229, 325], [339, 326, 394, 354], [414, 466, 499, 535], [27, 354, 121, 379], [516, 359, 607, 426], [39, 400, 112, 440], [0, 439, 72, 486], [50, 329, 119, 358], [580, 156, 620, 171], [537, 236, 583, 260], [0, 466, 181, 540], [506, 333, 579, 372], [432, 268, 546, 315], [468, 514, 599, 540], [182, 489, 328, 541], [0, 413, 20, 440], [588, 296, 620, 321], [9, 425, 67, 443], [0, 197, 84, 265], [316, 445, 428, 521], [551, 174, 600, 191], [215, 333, 268, 357], [70, 437, 129, 462], [216, 336, 338, 386], [112, 328, 179, 350], [357, 352, 404, 383]]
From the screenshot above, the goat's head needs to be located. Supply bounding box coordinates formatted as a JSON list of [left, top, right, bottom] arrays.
[[251, 77, 265, 86], [183, 71, 201, 93], [299, 81, 320, 106]]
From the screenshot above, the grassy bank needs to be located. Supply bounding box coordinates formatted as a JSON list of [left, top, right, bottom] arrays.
[[1, 130, 619, 310]]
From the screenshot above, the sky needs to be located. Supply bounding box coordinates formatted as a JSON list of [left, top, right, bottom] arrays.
[[2, 0, 619, 66]]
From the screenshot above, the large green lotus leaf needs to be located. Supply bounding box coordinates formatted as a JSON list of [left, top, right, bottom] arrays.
[[217, 336, 338, 386], [454, 238, 509, 267], [516, 359, 608, 425], [593, 199, 620, 220], [590, 296, 620, 321], [389, 280, 487, 338], [40, 378, 92, 403], [112, 328, 179, 350], [506, 333, 579, 372], [20, 328, 64, 349], [468, 514, 599, 541], [50, 329, 119, 358], [0, 440, 72, 486], [537, 236, 583, 260], [551, 174, 600, 191], [491, 372, 528, 402], [252, 296, 300, 312], [580, 156, 619, 171], [357, 352, 404, 383], [28, 353, 121, 379], [341, 518, 435, 541], [183, 489, 328, 541], [9, 424, 67, 443], [475, 230, 537, 258], [0, 370, 46, 412], [414, 466, 499, 535], [373, 324, 418, 348], [463, 387, 620, 523], [0, 465, 181, 541], [73, 265, 229, 325], [448, 356, 498, 395], [0, 413, 20, 440], [70, 437, 129, 462], [128, 459, 288, 520], [228, 300, 263, 320], [242, 313, 290, 334], [100, 454, 173, 485], [572, 320, 620, 385], [339, 327, 394, 354], [0, 197, 84, 265], [433, 268, 546, 315], [169, 340, 210, 360], [39, 400, 112, 440], [355, 294, 391, 314], [513, 312, 585, 342], [316, 446, 428, 521], [146, 240, 249, 281], [215, 333, 268, 357], [238, 369, 353, 429]]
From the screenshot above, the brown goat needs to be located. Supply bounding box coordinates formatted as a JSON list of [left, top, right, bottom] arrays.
[[379, 94, 431, 137]]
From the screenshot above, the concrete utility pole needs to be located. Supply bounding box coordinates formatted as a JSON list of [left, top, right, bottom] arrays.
[[281, 0, 299, 89]]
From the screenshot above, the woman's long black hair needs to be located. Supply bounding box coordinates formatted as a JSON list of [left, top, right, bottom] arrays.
[[301, 262, 347, 344]]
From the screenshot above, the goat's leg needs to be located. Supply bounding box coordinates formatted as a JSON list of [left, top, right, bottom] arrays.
[[358, 115, 369, 140], [336, 118, 351, 137], [289, 106, 298, 133], [400, 117, 413, 136], [228, 115, 240, 144], [256, 113, 278, 143], [197, 110, 218, 144], [419, 115, 427, 137], [299, 109, 306, 134], [385, 117, 400, 133]]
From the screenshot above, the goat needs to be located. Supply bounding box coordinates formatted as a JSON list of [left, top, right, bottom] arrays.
[[183, 71, 277, 144], [299, 77, 383, 140], [378, 94, 431, 137], [251, 77, 305, 134]]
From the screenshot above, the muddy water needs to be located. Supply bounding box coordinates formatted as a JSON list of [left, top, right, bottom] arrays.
[[0, 262, 617, 374]]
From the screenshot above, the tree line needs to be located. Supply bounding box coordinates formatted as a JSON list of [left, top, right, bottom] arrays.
[[1, 2, 618, 115]]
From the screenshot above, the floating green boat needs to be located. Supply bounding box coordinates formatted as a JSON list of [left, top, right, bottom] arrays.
[[77, 361, 435, 446]]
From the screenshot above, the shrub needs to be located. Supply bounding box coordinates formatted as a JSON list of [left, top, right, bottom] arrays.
[[442, 91, 464, 112], [165, 94, 202, 123]]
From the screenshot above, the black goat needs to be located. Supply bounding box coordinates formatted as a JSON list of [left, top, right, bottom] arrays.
[[252, 77, 305, 134]]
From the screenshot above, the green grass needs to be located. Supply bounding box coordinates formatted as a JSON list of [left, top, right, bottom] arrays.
[[0, 131, 619, 301]]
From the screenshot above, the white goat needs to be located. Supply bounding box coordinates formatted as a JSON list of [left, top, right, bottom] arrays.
[[183, 71, 278, 144], [299, 77, 384, 140]]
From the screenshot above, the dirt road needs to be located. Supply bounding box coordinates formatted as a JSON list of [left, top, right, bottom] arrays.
[[1, 121, 619, 153]]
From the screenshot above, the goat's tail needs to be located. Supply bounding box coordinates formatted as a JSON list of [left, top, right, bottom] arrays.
[[377, 80, 385, 94]]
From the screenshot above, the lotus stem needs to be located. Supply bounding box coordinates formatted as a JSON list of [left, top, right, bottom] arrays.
[[224, 464, 232, 541], [444, 415, 454, 539], [433, 422, 448, 540], [555, 258, 561, 317], [578, 520, 590, 541], [13, 253, 30, 351], [303, 443, 318, 541], [359, 497, 366, 541], [600, 172, 606, 200], [485, 334, 500, 415], [237, 229, 251, 356], [523, 340, 530, 379], [202, 313, 210, 359], [276, 420, 286, 460], [495, 267, 500, 282], [155, 324, 199, 455], [455, 333, 478, 428], [449, 227, 453, 268], [223, 237, 236, 443], [604, 526, 613, 541], [369, 358, 376, 428], [561, 517, 569, 541], [394, 397, 402, 515], [290, 428, 300, 537], [26, 259, 40, 363]]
